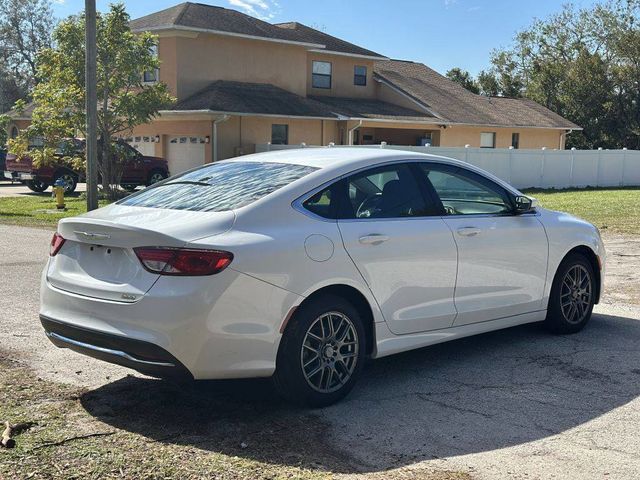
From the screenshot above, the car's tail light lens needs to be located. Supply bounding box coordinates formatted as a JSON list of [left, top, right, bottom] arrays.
[[50, 233, 65, 256], [134, 247, 233, 276]]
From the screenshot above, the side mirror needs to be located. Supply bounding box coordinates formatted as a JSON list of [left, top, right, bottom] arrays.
[[513, 195, 537, 214]]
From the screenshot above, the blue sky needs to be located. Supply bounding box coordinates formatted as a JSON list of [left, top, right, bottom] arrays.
[[52, 0, 600, 76]]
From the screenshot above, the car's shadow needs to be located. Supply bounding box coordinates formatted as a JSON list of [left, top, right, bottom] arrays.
[[81, 312, 640, 474]]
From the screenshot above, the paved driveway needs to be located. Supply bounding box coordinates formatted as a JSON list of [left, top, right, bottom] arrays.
[[0, 180, 87, 197], [1, 223, 639, 479]]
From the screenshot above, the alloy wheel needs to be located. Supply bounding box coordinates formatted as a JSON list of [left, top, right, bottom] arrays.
[[300, 311, 359, 393], [58, 174, 76, 193], [149, 172, 165, 184], [560, 264, 592, 324]]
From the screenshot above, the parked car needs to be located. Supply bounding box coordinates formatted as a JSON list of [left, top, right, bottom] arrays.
[[40, 148, 605, 406], [4, 139, 169, 193]]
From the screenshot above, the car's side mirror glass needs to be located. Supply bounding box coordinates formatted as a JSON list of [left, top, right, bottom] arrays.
[[513, 195, 536, 214]]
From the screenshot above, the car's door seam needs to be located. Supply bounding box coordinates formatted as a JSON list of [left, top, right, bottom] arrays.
[[440, 216, 460, 326]]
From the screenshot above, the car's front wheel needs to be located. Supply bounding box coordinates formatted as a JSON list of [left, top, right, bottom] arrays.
[[25, 179, 49, 192], [545, 253, 596, 334], [273, 294, 365, 407], [147, 169, 167, 186], [54, 172, 78, 193]]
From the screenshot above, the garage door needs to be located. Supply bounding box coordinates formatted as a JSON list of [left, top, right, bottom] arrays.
[[167, 136, 206, 175], [127, 136, 156, 156]]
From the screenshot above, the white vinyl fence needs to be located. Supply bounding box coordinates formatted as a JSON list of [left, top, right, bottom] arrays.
[[256, 143, 640, 189]]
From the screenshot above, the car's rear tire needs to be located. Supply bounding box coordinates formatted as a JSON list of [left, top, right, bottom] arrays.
[[26, 179, 49, 192], [54, 172, 78, 193], [273, 294, 366, 407], [147, 169, 167, 186], [545, 253, 596, 334], [121, 184, 137, 192]]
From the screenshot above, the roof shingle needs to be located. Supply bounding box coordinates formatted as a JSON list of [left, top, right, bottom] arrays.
[[373, 60, 580, 129], [174, 80, 337, 118], [309, 96, 440, 122], [131, 2, 385, 58]]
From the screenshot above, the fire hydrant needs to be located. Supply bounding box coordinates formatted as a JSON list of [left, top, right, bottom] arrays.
[[53, 178, 66, 210]]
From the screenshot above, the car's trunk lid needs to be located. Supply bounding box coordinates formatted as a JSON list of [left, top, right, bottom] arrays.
[[48, 205, 235, 302]]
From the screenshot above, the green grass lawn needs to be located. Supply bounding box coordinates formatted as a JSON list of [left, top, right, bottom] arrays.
[[524, 187, 640, 236], [0, 194, 109, 228]]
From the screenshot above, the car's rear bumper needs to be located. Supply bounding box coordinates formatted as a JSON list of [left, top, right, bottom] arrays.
[[40, 263, 302, 380], [41, 315, 193, 379], [4, 170, 35, 181]]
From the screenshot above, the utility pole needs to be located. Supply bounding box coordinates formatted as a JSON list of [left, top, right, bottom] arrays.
[[85, 0, 98, 211]]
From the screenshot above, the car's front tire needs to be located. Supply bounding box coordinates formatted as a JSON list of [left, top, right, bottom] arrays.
[[54, 172, 78, 193], [545, 253, 596, 334], [26, 179, 49, 192], [273, 294, 366, 407]]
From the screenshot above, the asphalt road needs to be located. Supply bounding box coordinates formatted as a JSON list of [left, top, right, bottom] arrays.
[[0, 180, 87, 197], [2, 223, 639, 479]]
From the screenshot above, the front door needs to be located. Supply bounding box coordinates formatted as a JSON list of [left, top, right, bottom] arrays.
[[418, 163, 548, 325], [336, 163, 458, 335]]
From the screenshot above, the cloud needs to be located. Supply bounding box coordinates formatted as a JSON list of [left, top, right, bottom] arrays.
[[52, 0, 65, 4], [227, 0, 280, 20], [444, 0, 457, 6]]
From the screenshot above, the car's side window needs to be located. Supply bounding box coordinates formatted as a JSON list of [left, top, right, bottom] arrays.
[[301, 164, 436, 220], [419, 164, 513, 216], [303, 186, 335, 219], [342, 164, 432, 219]]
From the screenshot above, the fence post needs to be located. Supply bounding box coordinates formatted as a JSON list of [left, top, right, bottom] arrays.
[[621, 148, 627, 187], [540, 147, 546, 187]]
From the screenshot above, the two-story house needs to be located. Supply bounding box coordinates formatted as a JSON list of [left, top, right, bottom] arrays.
[[7, 2, 580, 176]]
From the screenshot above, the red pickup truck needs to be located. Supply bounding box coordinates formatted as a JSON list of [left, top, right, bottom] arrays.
[[3, 139, 170, 193]]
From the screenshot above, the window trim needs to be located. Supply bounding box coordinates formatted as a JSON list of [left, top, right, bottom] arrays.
[[418, 162, 520, 217], [312, 60, 332, 89], [354, 65, 367, 86], [292, 159, 530, 222], [142, 44, 159, 84], [271, 123, 289, 145], [480, 131, 496, 149], [511, 132, 520, 149]]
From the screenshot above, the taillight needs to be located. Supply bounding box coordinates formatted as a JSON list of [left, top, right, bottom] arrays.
[[50, 233, 65, 256], [134, 247, 233, 276]]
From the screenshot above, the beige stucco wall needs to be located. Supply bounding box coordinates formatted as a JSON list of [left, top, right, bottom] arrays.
[[217, 116, 339, 159], [307, 54, 375, 98], [375, 82, 428, 112], [162, 32, 308, 100], [440, 125, 563, 149]]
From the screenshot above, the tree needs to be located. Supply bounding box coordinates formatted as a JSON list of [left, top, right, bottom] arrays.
[[477, 70, 500, 96], [13, 3, 174, 199], [482, 0, 640, 148], [0, 0, 54, 108], [445, 67, 480, 94]]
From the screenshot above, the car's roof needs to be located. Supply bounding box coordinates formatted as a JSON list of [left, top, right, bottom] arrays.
[[224, 147, 522, 201], [225, 147, 461, 170]]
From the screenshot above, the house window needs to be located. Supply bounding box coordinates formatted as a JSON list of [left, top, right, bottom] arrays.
[[312, 61, 332, 89], [143, 44, 159, 83], [354, 65, 367, 86], [271, 124, 288, 145], [10, 126, 18, 138], [480, 132, 496, 148], [511, 132, 520, 149]]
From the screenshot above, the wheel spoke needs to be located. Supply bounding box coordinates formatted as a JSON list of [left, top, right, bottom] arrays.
[[300, 311, 359, 394]]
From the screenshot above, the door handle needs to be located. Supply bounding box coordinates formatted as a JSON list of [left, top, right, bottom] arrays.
[[358, 234, 389, 245], [456, 227, 481, 237]]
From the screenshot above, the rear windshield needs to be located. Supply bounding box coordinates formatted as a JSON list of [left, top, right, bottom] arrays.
[[118, 161, 317, 212]]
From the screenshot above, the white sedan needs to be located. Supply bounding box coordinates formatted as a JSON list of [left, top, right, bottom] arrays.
[[40, 148, 605, 406]]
